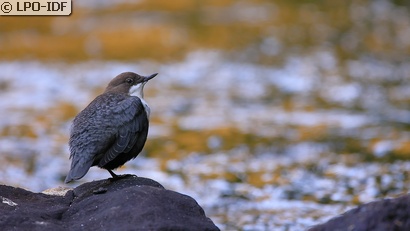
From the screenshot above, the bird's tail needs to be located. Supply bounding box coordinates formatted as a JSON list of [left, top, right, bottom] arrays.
[[64, 157, 93, 183]]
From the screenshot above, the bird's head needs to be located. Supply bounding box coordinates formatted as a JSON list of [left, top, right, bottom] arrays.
[[105, 72, 158, 98]]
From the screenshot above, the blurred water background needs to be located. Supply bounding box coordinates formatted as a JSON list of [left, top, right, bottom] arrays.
[[1, 0, 410, 230]]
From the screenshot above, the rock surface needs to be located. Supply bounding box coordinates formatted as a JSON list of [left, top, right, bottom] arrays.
[[0, 175, 219, 231], [309, 194, 410, 231]]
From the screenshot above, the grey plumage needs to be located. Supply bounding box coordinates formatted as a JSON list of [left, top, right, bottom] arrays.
[[65, 72, 157, 183]]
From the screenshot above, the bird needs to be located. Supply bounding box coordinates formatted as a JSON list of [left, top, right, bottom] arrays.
[[64, 71, 158, 183]]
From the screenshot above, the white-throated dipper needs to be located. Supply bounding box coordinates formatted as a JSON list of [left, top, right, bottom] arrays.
[[64, 72, 157, 183]]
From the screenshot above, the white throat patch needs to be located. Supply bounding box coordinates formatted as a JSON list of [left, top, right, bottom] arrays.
[[129, 82, 151, 117], [129, 83, 145, 98]]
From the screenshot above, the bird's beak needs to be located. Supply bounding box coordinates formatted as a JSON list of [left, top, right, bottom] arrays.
[[144, 73, 158, 82]]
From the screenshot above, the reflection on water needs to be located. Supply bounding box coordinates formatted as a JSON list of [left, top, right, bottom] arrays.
[[0, 0, 409, 230]]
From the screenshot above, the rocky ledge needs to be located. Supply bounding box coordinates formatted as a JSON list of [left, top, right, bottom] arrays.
[[0, 175, 219, 231], [310, 194, 410, 231]]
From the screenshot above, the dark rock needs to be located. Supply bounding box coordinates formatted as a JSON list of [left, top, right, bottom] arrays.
[[309, 194, 410, 231], [0, 185, 71, 231], [0, 175, 220, 231]]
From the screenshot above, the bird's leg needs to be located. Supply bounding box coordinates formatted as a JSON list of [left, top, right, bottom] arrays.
[[107, 169, 136, 182], [107, 169, 119, 179]]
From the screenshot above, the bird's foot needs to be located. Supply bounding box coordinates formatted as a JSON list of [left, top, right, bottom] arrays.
[[107, 169, 137, 181], [107, 169, 119, 178]]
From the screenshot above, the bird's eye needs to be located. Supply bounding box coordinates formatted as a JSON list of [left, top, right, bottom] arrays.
[[126, 78, 134, 84]]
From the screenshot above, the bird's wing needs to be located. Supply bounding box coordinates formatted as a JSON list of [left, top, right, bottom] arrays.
[[97, 96, 148, 167], [65, 97, 107, 182], [65, 94, 148, 183]]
